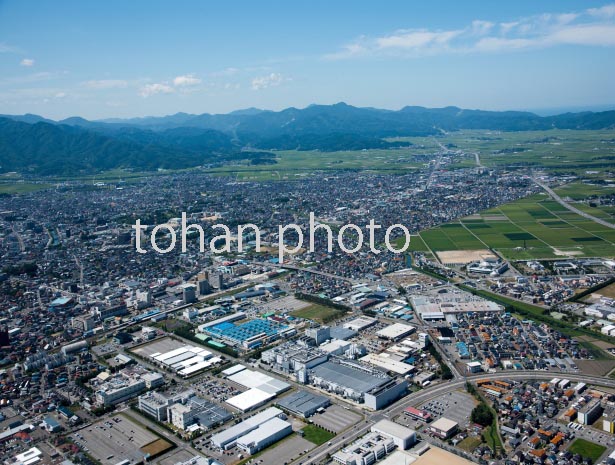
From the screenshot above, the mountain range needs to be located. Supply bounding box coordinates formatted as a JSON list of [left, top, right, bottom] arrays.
[[1, 102, 614, 175]]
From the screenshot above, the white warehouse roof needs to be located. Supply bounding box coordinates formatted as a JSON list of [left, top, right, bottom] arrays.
[[376, 323, 415, 340], [226, 388, 275, 411]]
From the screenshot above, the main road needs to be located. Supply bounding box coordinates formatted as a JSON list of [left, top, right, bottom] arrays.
[[533, 177, 615, 229]]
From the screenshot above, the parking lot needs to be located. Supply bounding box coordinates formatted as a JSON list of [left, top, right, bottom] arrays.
[[311, 404, 362, 433], [256, 434, 315, 465], [130, 336, 185, 358], [71, 414, 173, 465], [191, 374, 242, 404], [256, 295, 310, 313], [419, 391, 477, 428]]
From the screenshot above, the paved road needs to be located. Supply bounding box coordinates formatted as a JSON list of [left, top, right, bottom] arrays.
[[474, 152, 483, 168], [533, 177, 615, 229]]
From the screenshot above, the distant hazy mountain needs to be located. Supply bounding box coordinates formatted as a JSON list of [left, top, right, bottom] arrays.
[[87, 102, 615, 134], [1, 103, 615, 175]]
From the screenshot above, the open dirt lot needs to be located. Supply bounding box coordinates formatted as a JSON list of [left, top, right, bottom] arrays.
[[437, 249, 495, 265]]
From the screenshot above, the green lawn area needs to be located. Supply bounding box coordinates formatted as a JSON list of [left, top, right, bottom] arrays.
[[457, 436, 482, 452], [290, 304, 346, 323], [301, 424, 335, 445], [568, 438, 606, 462]]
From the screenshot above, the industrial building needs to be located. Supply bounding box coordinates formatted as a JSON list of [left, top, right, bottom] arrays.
[[211, 407, 286, 450], [138, 390, 231, 430], [370, 420, 416, 450], [428, 417, 459, 439], [305, 326, 331, 345], [226, 367, 290, 395], [226, 389, 275, 412], [360, 353, 415, 376], [261, 342, 408, 410], [309, 360, 408, 409], [261, 344, 329, 375], [343, 316, 377, 332], [223, 365, 291, 411], [364, 379, 408, 410], [578, 399, 603, 425], [138, 390, 184, 421], [375, 323, 416, 341], [149, 344, 222, 377], [276, 390, 330, 418], [333, 431, 396, 465], [411, 293, 503, 317], [236, 417, 293, 455], [310, 360, 391, 402], [204, 317, 295, 350], [93, 368, 164, 406], [169, 396, 232, 430]]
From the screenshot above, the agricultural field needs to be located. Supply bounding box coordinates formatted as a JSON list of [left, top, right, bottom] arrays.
[[418, 191, 615, 260], [206, 147, 429, 180], [427, 129, 615, 173]]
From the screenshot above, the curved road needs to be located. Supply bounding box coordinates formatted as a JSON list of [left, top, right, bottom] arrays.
[[533, 177, 615, 229]]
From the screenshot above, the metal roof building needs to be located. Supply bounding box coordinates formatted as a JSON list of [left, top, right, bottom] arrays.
[[211, 407, 284, 449], [310, 360, 390, 401], [277, 390, 330, 418], [226, 388, 274, 412], [236, 417, 292, 455]]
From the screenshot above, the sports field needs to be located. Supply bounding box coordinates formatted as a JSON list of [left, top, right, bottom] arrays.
[[419, 192, 615, 260]]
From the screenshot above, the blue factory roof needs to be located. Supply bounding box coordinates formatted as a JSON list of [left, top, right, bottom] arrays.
[[207, 319, 287, 343]]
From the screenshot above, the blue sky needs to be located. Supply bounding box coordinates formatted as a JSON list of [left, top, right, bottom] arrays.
[[1, 0, 615, 119]]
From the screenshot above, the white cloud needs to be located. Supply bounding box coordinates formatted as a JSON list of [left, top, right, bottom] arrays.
[[326, 3, 615, 59], [499, 21, 520, 35], [55, 92, 66, 99], [84, 79, 128, 89], [376, 30, 462, 50], [173, 74, 201, 87], [139, 83, 175, 97], [471, 20, 494, 36], [251, 72, 287, 90], [20, 58, 34, 67], [588, 3, 615, 19], [548, 24, 615, 46], [474, 37, 538, 52]]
